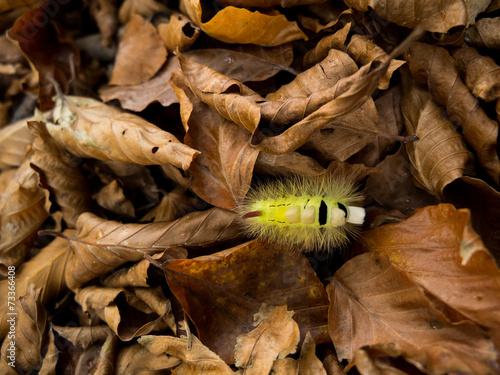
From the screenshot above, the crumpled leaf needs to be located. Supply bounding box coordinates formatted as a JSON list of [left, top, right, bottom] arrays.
[[163, 240, 330, 363], [118, 0, 167, 24], [139, 334, 235, 375], [0, 233, 72, 338], [297, 332, 327, 375], [404, 42, 500, 184], [346, 34, 405, 90], [171, 71, 260, 210], [465, 17, 500, 49], [94, 179, 135, 218], [38, 327, 58, 375], [64, 208, 242, 289], [116, 343, 182, 374], [327, 251, 498, 374], [0, 284, 47, 373], [7, 2, 80, 110], [75, 285, 170, 341], [343, 0, 467, 33], [362, 204, 500, 350], [302, 23, 351, 69], [28, 120, 93, 228], [52, 324, 113, 350], [182, 0, 307, 46], [0, 117, 33, 169], [100, 56, 179, 111], [0, 157, 49, 269], [235, 304, 300, 375], [110, 14, 167, 85], [401, 74, 473, 198], [452, 46, 500, 102], [43, 94, 200, 170], [157, 12, 200, 53]]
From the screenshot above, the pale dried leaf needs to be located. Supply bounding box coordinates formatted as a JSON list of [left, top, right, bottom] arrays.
[[116, 343, 181, 374], [0, 118, 33, 169], [298, 332, 327, 375]]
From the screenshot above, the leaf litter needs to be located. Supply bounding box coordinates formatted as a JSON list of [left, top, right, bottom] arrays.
[[0, 1, 500, 374]]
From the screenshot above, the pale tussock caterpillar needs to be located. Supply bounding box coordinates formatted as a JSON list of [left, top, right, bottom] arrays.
[[239, 174, 365, 252]]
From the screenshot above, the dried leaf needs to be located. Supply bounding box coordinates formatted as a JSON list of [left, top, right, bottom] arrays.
[[88, 0, 118, 47], [452, 46, 500, 102], [139, 334, 235, 374], [52, 324, 113, 350], [0, 0, 39, 13], [362, 204, 500, 350], [38, 327, 58, 375], [75, 285, 170, 341], [253, 151, 325, 176], [401, 75, 473, 198], [327, 251, 498, 374], [404, 42, 500, 183], [163, 240, 330, 363], [94, 179, 135, 218], [298, 332, 327, 375], [118, 0, 167, 24], [302, 23, 351, 69], [116, 343, 181, 374], [7, 3, 80, 110], [0, 233, 72, 338], [0, 158, 49, 269], [0, 118, 33, 169], [182, 0, 307, 45], [64, 208, 242, 289], [235, 305, 300, 374], [157, 13, 200, 53], [465, 17, 500, 49], [28, 120, 93, 227], [343, 0, 467, 33], [44, 94, 200, 170], [110, 14, 167, 85]]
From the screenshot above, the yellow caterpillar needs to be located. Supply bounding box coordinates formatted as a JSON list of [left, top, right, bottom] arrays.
[[239, 175, 365, 251]]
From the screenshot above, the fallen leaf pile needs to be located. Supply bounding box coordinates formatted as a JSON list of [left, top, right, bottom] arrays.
[[1, 0, 500, 374]]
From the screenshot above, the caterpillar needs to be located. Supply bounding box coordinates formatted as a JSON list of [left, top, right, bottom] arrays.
[[239, 174, 365, 251]]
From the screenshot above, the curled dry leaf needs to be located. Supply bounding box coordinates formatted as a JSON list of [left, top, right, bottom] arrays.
[[139, 334, 234, 375], [0, 118, 33, 169], [235, 304, 300, 375], [64, 208, 242, 289], [38, 327, 58, 375], [0, 233, 72, 338], [115, 343, 181, 374], [362, 204, 500, 350], [100, 56, 179, 112], [52, 324, 113, 350], [110, 14, 167, 85], [346, 34, 405, 90], [0, 284, 47, 373], [465, 17, 500, 49], [88, 0, 118, 47], [44, 94, 200, 170], [0, 158, 49, 269], [157, 13, 200, 53], [7, 2, 80, 110], [327, 251, 498, 374], [94, 179, 135, 218], [182, 0, 307, 45], [118, 0, 167, 24], [404, 42, 500, 184], [28, 120, 93, 228], [401, 75, 473, 198], [343, 0, 467, 33], [452, 46, 500, 102], [302, 23, 351, 69], [75, 285, 170, 341], [297, 332, 327, 375], [163, 240, 330, 363]]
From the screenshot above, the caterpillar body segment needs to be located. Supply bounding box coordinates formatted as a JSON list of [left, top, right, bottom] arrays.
[[240, 175, 365, 251]]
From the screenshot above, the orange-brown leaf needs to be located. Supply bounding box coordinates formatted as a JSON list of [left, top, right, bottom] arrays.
[[157, 13, 200, 53], [0, 118, 33, 169]]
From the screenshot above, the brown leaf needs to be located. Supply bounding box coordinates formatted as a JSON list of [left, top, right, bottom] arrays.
[[253, 151, 325, 176], [116, 343, 181, 374], [118, 0, 167, 24], [64, 208, 242, 289], [38, 327, 58, 375], [401, 74, 473, 198], [7, 2, 80, 110], [182, 0, 307, 45], [139, 334, 235, 374], [0, 118, 33, 169], [88, 0, 118, 47], [327, 251, 498, 374], [100, 56, 179, 112], [404, 42, 500, 184], [235, 304, 300, 374], [298, 332, 327, 375], [452, 46, 500, 102], [347, 346, 417, 375], [94, 179, 135, 218], [75, 285, 170, 341], [465, 17, 500, 49], [0, 158, 49, 269], [365, 147, 438, 216], [362, 204, 500, 350], [52, 324, 113, 350], [346, 34, 405, 90], [28, 120, 93, 228], [157, 13, 200, 53], [44, 94, 200, 170], [0, 284, 47, 372], [0, 233, 72, 338], [110, 14, 167, 85], [163, 240, 330, 363], [343, 0, 467, 33], [0, 0, 39, 13], [302, 23, 351, 69]]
